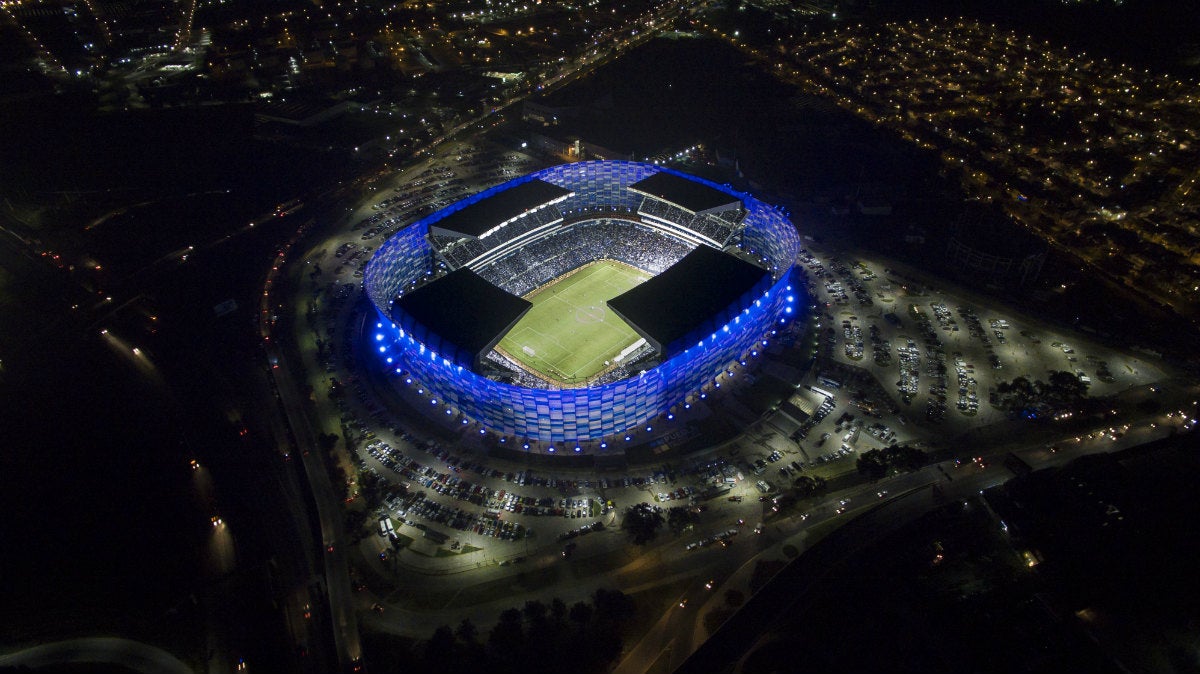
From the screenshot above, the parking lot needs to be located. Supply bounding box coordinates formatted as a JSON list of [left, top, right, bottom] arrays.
[[732, 242, 1168, 483], [817, 252, 1156, 408], [285, 136, 1175, 619]]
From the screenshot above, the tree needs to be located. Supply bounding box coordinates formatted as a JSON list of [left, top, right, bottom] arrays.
[[995, 375, 1038, 411], [724, 589, 745, 608], [621, 503, 665, 545], [344, 508, 368, 539], [488, 608, 524, 654], [359, 471, 385, 509], [883, 444, 925, 472], [318, 431, 339, 452], [586, 629, 624, 667], [549, 597, 567, 623], [568, 601, 594, 626], [522, 599, 548, 626], [405, 590, 637, 674], [593, 588, 634, 624], [793, 474, 827, 496], [857, 449, 889, 479], [860, 445, 925, 479], [1044, 370, 1089, 404], [332, 465, 349, 500], [995, 372, 1089, 414], [455, 618, 478, 644], [667, 506, 699, 534], [424, 624, 456, 663]]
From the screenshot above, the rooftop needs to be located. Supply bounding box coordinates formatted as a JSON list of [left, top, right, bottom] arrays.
[[393, 269, 532, 366], [608, 245, 768, 355], [629, 171, 741, 214], [432, 179, 571, 238]]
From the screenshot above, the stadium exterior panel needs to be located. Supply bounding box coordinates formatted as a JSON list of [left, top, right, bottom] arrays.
[[364, 161, 803, 443]]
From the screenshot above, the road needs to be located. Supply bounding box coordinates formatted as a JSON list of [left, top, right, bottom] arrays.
[[612, 469, 949, 674], [0, 638, 192, 674], [265, 262, 363, 671], [652, 405, 1196, 674], [255, 4, 1198, 669], [251, 1, 704, 664]]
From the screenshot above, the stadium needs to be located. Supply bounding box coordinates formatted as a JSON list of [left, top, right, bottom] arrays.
[[363, 160, 803, 445]]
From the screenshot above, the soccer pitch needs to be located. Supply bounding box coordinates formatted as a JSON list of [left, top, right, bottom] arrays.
[[498, 260, 650, 384]]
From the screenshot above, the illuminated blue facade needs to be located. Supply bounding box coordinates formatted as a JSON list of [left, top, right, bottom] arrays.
[[364, 161, 803, 442]]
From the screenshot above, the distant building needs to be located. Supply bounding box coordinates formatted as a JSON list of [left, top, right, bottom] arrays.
[[903, 226, 926, 245], [255, 99, 359, 127], [525, 132, 632, 162], [522, 101, 579, 126], [855, 196, 893, 216], [483, 71, 524, 84]]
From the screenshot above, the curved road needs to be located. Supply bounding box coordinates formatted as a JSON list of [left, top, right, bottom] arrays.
[[0, 638, 192, 674]]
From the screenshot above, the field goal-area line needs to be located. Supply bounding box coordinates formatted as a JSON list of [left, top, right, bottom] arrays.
[[498, 258, 647, 386]]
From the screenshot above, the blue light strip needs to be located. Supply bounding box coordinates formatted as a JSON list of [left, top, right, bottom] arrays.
[[364, 161, 805, 443]]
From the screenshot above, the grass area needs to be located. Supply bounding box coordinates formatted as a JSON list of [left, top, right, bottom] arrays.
[[498, 260, 648, 384], [804, 455, 857, 481], [433, 544, 484, 557], [645, 650, 675, 674], [436, 564, 564, 610], [624, 576, 695, 674], [799, 516, 846, 547], [420, 543, 643, 611]]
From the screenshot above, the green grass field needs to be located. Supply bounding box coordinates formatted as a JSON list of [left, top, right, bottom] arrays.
[[498, 260, 649, 384]]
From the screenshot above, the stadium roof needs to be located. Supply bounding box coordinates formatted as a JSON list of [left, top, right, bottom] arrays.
[[432, 179, 571, 238], [629, 172, 741, 214], [608, 246, 768, 355], [394, 269, 531, 366]]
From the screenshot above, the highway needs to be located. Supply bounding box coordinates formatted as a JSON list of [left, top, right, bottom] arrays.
[[613, 469, 948, 674], [631, 398, 1198, 674], [263, 241, 363, 671]]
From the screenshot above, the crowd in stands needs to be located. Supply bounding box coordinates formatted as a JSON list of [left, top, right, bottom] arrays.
[[439, 205, 565, 269], [476, 218, 694, 297], [423, 204, 745, 387], [589, 341, 658, 386], [434, 199, 743, 274], [439, 237, 487, 268], [636, 197, 743, 245], [476, 205, 563, 254], [483, 350, 552, 388]]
